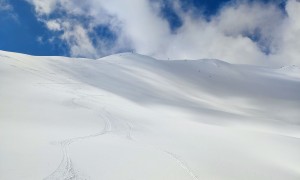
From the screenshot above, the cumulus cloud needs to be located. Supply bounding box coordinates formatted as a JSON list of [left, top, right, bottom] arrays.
[[28, 0, 57, 15], [273, 0, 300, 65], [26, 0, 300, 65], [45, 20, 62, 31]]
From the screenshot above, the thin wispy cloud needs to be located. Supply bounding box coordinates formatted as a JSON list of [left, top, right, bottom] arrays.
[[0, 0, 12, 11], [0, 0, 18, 21], [26, 0, 300, 66]]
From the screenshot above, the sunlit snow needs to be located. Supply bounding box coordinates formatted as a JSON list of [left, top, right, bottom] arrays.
[[1, 50, 300, 180]]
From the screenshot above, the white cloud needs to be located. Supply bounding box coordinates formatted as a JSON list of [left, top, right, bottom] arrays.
[[274, 0, 300, 65], [26, 0, 57, 15], [60, 23, 97, 58], [46, 20, 62, 31], [27, 0, 300, 66]]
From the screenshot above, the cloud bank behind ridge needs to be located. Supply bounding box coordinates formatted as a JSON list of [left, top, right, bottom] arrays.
[[26, 0, 300, 66]]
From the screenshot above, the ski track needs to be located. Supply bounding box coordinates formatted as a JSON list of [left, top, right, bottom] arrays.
[[104, 110, 200, 180], [44, 100, 200, 180], [2, 56, 200, 180], [163, 151, 200, 180], [131, 138, 200, 180], [3, 54, 199, 180], [41, 81, 199, 180], [44, 113, 111, 180], [44, 95, 112, 180]]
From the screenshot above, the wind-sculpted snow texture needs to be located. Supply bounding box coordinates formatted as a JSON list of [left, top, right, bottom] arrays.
[[0, 50, 300, 180]]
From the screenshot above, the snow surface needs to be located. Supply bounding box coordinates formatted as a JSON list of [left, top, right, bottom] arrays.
[[0, 50, 300, 180]]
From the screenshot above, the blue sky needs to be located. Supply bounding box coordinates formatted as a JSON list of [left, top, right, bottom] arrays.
[[0, 0, 299, 65], [0, 0, 67, 56]]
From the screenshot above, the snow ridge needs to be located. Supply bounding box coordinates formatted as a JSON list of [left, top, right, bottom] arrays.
[[1, 51, 300, 180]]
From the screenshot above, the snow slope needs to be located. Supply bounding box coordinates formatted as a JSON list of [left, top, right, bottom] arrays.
[[0, 50, 300, 180]]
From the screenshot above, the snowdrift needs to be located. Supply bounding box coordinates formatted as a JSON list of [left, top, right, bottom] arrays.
[[0, 50, 300, 180]]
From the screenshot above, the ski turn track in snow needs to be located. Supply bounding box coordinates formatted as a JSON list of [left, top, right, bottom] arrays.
[[44, 109, 112, 180], [44, 104, 200, 180], [2, 51, 300, 180]]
